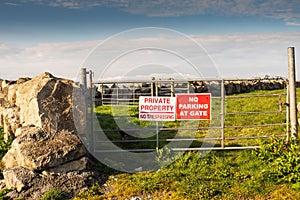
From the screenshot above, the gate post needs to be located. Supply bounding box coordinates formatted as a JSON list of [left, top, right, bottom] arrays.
[[80, 68, 91, 150], [288, 47, 298, 139], [80, 68, 87, 90], [286, 82, 290, 142], [80, 68, 95, 153], [89, 70, 95, 153]]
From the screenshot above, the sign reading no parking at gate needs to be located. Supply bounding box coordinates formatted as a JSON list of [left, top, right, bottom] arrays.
[[176, 94, 211, 120], [139, 96, 176, 121]]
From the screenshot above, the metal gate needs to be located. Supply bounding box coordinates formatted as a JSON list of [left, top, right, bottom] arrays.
[[80, 69, 289, 153]]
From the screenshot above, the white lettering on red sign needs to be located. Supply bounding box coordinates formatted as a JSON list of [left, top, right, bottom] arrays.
[[176, 94, 211, 120]]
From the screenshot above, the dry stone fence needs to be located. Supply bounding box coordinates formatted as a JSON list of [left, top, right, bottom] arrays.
[[96, 78, 287, 105], [0, 72, 98, 199]]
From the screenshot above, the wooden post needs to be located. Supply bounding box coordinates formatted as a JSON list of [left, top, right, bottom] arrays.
[[288, 47, 298, 139]]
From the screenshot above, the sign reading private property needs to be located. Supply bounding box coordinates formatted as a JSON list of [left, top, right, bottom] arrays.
[[139, 96, 176, 121], [176, 94, 211, 120]]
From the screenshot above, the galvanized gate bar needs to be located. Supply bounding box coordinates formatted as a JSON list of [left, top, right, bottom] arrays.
[[84, 72, 288, 152], [221, 79, 225, 148]]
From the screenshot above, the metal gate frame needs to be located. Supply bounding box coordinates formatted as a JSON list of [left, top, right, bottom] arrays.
[[80, 69, 289, 153]]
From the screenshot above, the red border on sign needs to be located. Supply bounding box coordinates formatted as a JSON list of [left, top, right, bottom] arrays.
[[176, 93, 211, 120]]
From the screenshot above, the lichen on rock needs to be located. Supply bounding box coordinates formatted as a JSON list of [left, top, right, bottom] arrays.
[[0, 72, 98, 199]]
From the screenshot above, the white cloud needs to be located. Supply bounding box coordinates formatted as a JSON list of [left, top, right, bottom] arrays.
[[82, 28, 221, 80], [6, 0, 129, 9], [1, 32, 300, 81], [196, 32, 300, 78], [4, 2, 21, 6], [0, 41, 98, 80], [285, 20, 300, 26]]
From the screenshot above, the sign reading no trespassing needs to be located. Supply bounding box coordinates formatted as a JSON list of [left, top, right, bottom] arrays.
[[176, 93, 211, 120], [139, 96, 176, 121]]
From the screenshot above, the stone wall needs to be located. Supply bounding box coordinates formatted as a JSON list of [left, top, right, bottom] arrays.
[[96, 78, 287, 105], [0, 73, 98, 199], [223, 79, 286, 95]]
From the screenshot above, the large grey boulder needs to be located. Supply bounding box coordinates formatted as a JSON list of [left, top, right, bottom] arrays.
[[2, 127, 98, 199], [16, 72, 76, 133], [3, 166, 38, 192], [4, 166, 99, 200], [0, 72, 78, 139], [3, 127, 86, 171]]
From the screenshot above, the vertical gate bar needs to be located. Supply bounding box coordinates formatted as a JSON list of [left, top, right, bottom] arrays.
[[286, 82, 290, 142], [151, 77, 155, 97], [187, 81, 190, 94], [156, 81, 159, 96], [221, 79, 225, 148], [156, 81, 159, 149], [150, 82, 153, 97], [89, 70, 95, 154], [288, 47, 298, 139], [171, 80, 174, 97], [278, 95, 282, 112], [100, 83, 104, 105], [133, 83, 136, 104], [116, 83, 119, 105], [156, 121, 159, 149]]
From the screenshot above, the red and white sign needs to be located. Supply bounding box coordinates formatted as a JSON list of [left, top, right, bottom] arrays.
[[176, 93, 211, 120], [139, 96, 176, 121]]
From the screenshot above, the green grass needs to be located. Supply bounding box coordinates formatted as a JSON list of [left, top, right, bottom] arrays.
[[41, 188, 69, 200], [0, 127, 13, 179], [0, 127, 14, 199], [0, 128, 13, 160], [72, 88, 300, 199], [74, 144, 300, 199], [93, 89, 288, 151]]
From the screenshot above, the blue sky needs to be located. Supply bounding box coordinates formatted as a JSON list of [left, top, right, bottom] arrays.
[[1, 0, 300, 80]]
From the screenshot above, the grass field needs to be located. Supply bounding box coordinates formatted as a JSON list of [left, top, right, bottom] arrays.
[[92, 88, 287, 150], [74, 140, 300, 200], [72, 88, 300, 199], [2, 88, 300, 199]]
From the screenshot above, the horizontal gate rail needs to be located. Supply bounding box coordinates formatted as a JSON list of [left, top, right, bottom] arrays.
[[94, 146, 262, 153], [226, 111, 285, 115], [95, 134, 286, 144], [224, 123, 286, 129], [93, 127, 223, 133], [87, 76, 288, 153], [172, 146, 261, 151], [227, 94, 285, 98]]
